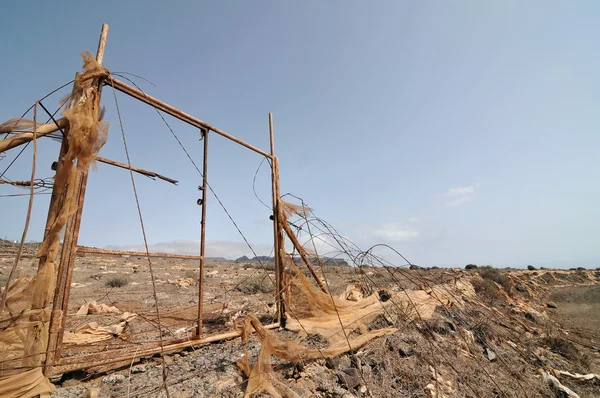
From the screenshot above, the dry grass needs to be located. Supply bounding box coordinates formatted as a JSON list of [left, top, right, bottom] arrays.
[[477, 266, 512, 292], [104, 275, 130, 288], [244, 262, 276, 271], [471, 278, 504, 304], [235, 274, 274, 294]]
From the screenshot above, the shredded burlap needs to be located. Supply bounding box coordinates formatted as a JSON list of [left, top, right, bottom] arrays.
[[237, 315, 396, 398], [0, 369, 55, 398], [237, 247, 475, 397], [0, 119, 42, 134], [76, 301, 120, 315], [280, 200, 312, 218], [63, 312, 137, 345], [0, 51, 109, 396]]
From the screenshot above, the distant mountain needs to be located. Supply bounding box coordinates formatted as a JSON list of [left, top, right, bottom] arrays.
[[234, 255, 348, 267], [205, 257, 228, 262]]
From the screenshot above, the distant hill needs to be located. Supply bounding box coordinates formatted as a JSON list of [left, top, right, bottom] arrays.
[[235, 255, 348, 267]]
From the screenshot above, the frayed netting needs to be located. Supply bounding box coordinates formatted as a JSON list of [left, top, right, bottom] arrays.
[[280, 200, 312, 219], [0, 51, 108, 398], [0, 119, 42, 135], [236, 206, 475, 397]]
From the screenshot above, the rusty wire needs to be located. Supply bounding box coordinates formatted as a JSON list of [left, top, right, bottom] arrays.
[[110, 81, 171, 398]]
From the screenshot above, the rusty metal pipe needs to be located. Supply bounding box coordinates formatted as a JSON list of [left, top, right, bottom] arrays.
[[196, 129, 208, 337], [107, 77, 272, 159]]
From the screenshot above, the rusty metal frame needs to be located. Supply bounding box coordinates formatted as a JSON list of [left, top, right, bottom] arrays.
[[196, 128, 208, 338], [0, 23, 287, 376], [0, 24, 287, 376]]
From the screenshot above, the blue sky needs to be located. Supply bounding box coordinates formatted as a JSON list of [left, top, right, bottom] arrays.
[[1, 1, 599, 268]]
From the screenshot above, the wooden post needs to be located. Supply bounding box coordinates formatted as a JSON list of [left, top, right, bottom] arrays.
[[269, 114, 285, 326], [281, 218, 328, 293], [196, 129, 208, 337], [0, 118, 69, 153], [45, 24, 109, 372]]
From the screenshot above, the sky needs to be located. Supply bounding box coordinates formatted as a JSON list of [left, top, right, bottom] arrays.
[[1, 1, 599, 268]]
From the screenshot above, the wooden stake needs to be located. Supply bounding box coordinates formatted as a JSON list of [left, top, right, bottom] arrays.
[[0, 118, 68, 153], [269, 114, 286, 326], [45, 24, 109, 373], [281, 218, 328, 293]]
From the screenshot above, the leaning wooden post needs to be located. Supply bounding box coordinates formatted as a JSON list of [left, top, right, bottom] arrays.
[[45, 24, 109, 373], [196, 128, 209, 337], [281, 218, 328, 293], [269, 114, 285, 326]]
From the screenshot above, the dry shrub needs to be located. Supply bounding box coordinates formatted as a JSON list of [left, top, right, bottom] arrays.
[[477, 266, 512, 292], [471, 278, 504, 304], [184, 270, 199, 280], [244, 262, 276, 271], [541, 336, 591, 370], [104, 275, 130, 288], [236, 275, 274, 294]]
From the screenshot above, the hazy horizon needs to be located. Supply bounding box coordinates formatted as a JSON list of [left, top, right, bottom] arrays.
[[2, 2, 599, 270]]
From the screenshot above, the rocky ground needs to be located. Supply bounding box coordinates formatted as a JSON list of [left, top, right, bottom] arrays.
[[1, 247, 599, 397]]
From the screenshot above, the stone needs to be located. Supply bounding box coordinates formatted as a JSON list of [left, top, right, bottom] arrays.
[[514, 283, 526, 292], [547, 302, 557, 309], [82, 387, 100, 398], [399, 346, 415, 357], [485, 348, 497, 361], [337, 368, 361, 390], [131, 364, 150, 373], [61, 378, 80, 388], [524, 311, 544, 324], [102, 374, 125, 384]]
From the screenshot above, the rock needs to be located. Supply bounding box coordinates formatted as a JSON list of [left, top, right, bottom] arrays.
[[131, 364, 150, 373], [82, 387, 100, 398], [525, 311, 543, 324], [514, 283, 526, 292], [61, 378, 80, 388], [337, 368, 361, 390], [484, 348, 497, 361], [399, 346, 415, 357], [547, 302, 557, 309], [102, 374, 125, 384]]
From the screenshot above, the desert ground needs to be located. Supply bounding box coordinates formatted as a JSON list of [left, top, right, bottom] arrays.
[[1, 247, 599, 397]]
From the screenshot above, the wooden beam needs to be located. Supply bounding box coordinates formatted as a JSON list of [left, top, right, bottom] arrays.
[[281, 218, 328, 293], [76, 246, 203, 260], [269, 114, 285, 326], [48, 323, 280, 376], [46, 24, 110, 374], [0, 118, 68, 153]]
